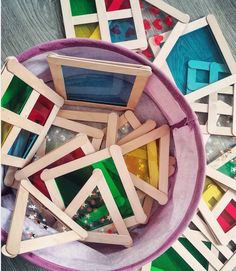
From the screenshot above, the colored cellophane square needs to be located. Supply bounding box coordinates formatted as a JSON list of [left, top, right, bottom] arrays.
[[166, 26, 230, 95], [29, 148, 85, 199], [8, 129, 38, 159], [74, 23, 101, 39], [217, 156, 236, 179], [69, 0, 96, 16], [1, 121, 13, 146], [55, 158, 134, 231], [62, 65, 135, 106], [217, 200, 236, 233], [151, 237, 211, 271], [117, 122, 134, 140], [105, 0, 130, 11], [109, 18, 137, 43], [202, 177, 224, 210], [28, 95, 54, 126], [1, 75, 33, 114], [124, 140, 159, 187]]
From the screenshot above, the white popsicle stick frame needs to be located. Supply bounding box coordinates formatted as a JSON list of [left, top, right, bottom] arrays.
[[60, 0, 147, 50]]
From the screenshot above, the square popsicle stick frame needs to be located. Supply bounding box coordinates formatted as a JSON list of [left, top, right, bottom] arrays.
[[1, 57, 64, 168], [117, 110, 156, 145], [47, 53, 152, 111], [41, 145, 147, 227], [60, 0, 147, 50], [57, 109, 118, 149], [149, 15, 236, 102], [1, 179, 88, 258], [207, 146, 236, 191]]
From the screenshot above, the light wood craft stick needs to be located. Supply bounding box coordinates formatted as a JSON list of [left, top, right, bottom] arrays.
[[106, 112, 119, 147], [1, 108, 43, 135], [53, 116, 104, 139], [21, 180, 88, 240], [130, 173, 168, 205], [5, 184, 29, 256], [117, 120, 156, 145], [124, 110, 141, 129], [58, 110, 110, 123], [14, 135, 90, 181], [121, 125, 170, 155], [110, 145, 147, 224]]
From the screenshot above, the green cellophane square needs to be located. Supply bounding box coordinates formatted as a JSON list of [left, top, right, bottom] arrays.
[[1, 75, 33, 114], [218, 157, 236, 179], [69, 0, 97, 16], [55, 157, 134, 231], [151, 237, 211, 271]]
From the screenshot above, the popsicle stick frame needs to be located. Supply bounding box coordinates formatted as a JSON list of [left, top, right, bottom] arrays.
[[60, 0, 147, 50], [1, 57, 64, 168], [47, 54, 152, 110], [41, 145, 147, 227], [58, 168, 133, 247], [207, 146, 236, 191], [1, 179, 87, 258], [117, 110, 156, 145], [57, 109, 118, 148], [149, 15, 236, 101]]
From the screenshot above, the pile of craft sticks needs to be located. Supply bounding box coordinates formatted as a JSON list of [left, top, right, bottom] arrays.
[[1, 51, 176, 257]]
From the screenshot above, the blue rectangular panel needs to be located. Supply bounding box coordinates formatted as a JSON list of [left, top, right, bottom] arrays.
[[62, 65, 136, 106]]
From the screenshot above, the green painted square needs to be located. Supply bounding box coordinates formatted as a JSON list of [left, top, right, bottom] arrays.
[[55, 157, 133, 230], [69, 0, 97, 16], [1, 75, 33, 114]]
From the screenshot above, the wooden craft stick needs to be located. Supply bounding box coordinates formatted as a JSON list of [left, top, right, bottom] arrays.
[[220, 253, 236, 271], [14, 134, 91, 181], [130, 173, 168, 205], [153, 22, 188, 68], [198, 199, 230, 245], [95, 0, 111, 42], [1, 108, 43, 135], [147, 140, 159, 188], [58, 110, 109, 123], [207, 15, 236, 74], [21, 180, 88, 239], [106, 112, 119, 147], [5, 184, 29, 256], [141, 262, 152, 271], [117, 120, 156, 145], [53, 116, 104, 139], [206, 166, 236, 191], [121, 125, 170, 155], [158, 130, 170, 194], [123, 110, 142, 129], [110, 145, 147, 224], [186, 74, 236, 103], [142, 196, 154, 223]]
